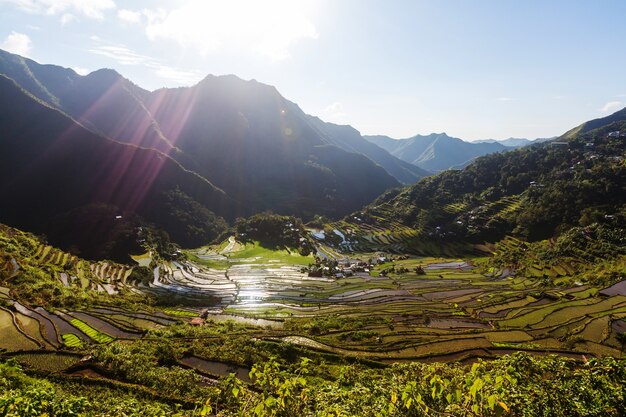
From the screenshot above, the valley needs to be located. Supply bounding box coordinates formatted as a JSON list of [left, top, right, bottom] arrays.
[[3, 230, 624, 363], [0, 41, 625, 415], [1, 218, 625, 414]]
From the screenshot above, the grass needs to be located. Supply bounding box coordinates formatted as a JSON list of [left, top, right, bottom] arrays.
[[69, 319, 115, 343], [227, 241, 314, 265], [184, 251, 229, 269], [498, 299, 597, 328], [61, 333, 83, 348], [13, 352, 80, 372], [530, 297, 626, 330], [162, 308, 198, 318]]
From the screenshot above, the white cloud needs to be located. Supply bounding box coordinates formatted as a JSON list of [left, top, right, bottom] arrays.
[[60, 12, 75, 25], [71, 66, 90, 75], [89, 40, 203, 86], [89, 44, 153, 65], [2, 0, 116, 20], [118, 8, 141, 23], [1, 31, 32, 57], [141, 0, 318, 60], [599, 101, 623, 113], [322, 102, 348, 123], [147, 64, 203, 85]]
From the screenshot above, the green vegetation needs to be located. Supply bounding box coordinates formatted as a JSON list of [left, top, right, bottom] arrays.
[[69, 318, 115, 343], [235, 212, 311, 255], [351, 126, 625, 247], [162, 308, 198, 318], [228, 241, 313, 265], [61, 333, 83, 348], [152, 187, 229, 249], [0, 103, 625, 415], [12, 352, 80, 372], [0, 224, 154, 310], [3, 337, 626, 416]]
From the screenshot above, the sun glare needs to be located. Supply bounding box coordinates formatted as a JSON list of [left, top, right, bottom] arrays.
[[145, 0, 319, 60]]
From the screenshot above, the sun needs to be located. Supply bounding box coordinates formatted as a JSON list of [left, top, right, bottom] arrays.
[[145, 0, 320, 60]]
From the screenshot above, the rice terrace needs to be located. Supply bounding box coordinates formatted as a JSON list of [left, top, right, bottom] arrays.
[[1, 211, 625, 414], [1, 1, 626, 415], [2, 224, 625, 363]]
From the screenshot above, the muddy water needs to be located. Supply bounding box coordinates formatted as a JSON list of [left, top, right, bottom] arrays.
[[428, 318, 490, 329], [14, 302, 60, 345], [180, 356, 251, 382], [205, 314, 283, 328], [69, 312, 143, 338], [88, 308, 177, 325], [424, 261, 472, 270], [600, 279, 626, 296], [34, 308, 91, 342]]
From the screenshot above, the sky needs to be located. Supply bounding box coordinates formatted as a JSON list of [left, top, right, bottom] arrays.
[[1, 0, 626, 140]]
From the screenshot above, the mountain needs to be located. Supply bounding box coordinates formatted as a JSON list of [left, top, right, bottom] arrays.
[[0, 74, 232, 256], [354, 109, 626, 245], [473, 137, 554, 147], [306, 117, 430, 183], [142, 74, 401, 218], [365, 132, 508, 172], [0, 49, 409, 221], [0, 50, 175, 154], [563, 107, 626, 139]]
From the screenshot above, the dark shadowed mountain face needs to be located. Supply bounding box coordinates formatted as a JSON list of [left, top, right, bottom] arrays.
[[144, 75, 401, 217], [364, 133, 509, 172], [0, 75, 231, 252], [0, 50, 173, 153], [0, 49, 405, 220]]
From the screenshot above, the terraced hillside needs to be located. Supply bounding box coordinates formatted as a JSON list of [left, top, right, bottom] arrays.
[[2, 221, 626, 415], [354, 120, 626, 245], [2, 220, 624, 362]]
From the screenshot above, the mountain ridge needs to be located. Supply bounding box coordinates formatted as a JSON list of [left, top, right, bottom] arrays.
[[0, 74, 233, 254], [0, 49, 424, 185], [365, 132, 510, 171], [0, 49, 411, 222]]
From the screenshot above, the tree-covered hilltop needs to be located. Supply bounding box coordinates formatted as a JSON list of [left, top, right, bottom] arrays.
[[355, 114, 626, 244], [235, 212, 311, 254]]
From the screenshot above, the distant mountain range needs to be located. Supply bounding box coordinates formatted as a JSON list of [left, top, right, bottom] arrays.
[[364, 133, 552, 172], [472, 137, 553, 147]]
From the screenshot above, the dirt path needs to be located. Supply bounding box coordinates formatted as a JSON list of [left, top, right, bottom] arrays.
[[220, 236, 239, 254]]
